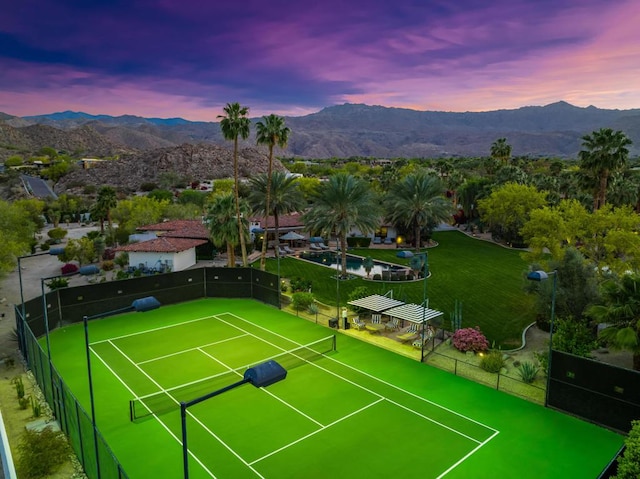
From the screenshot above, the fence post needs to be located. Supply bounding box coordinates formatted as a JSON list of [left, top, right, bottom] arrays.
[[496, 371, 501, 391]]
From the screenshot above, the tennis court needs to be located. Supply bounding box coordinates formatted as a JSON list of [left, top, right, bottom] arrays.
[[48, 299, 623, 478]]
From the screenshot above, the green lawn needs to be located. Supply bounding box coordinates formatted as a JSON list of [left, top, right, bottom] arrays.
[[48, 299, 623, 479], [269, 231, 533, 347]]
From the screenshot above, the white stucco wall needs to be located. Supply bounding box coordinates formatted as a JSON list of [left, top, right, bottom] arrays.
[[128, 248, 196, 272]]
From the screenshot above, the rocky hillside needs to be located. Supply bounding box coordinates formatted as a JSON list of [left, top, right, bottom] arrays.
[[54, 143, 283, 193], [0, 122, 129, 160], [4, 101, 640, 159]]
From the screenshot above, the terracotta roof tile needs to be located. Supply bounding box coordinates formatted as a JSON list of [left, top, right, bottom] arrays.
[[115, 237, 207, 253], [137, 219, 210, 239]]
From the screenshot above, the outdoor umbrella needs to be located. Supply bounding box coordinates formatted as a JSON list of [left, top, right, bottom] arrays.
[[279, 231, 306, 241]]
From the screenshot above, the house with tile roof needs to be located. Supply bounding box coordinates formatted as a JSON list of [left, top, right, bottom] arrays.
[[116, 236, 208, 272]]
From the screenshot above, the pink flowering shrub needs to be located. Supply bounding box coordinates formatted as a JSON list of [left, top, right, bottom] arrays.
[[60, 263, 79, 275], [452, 327, 489, 353]]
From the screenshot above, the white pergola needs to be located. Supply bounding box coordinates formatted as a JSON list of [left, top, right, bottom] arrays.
[[383, 303, 443, 324], [347, 294, 405, 313]]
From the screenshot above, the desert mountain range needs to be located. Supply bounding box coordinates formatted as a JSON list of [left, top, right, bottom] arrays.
[[1, 101, 639, 165]]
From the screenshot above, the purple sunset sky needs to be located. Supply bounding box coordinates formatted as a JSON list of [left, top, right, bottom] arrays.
[[1, 0, 638, 120]]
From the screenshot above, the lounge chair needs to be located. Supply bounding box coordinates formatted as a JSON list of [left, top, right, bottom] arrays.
[[385, 317, 399, 330], [397, 323, 420, 342], [351, 316, 366, 330], [412, 327, 435, 348], [384, 237, 393, 245], [278, 247, 288, 256], [283, 245, 294, 254], [373, 237, 382, 244], [318, 242, 330, 250], [309, 243, 322, 251]]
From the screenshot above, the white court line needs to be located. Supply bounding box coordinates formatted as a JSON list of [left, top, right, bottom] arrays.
[[136, 333, 248, 365], [197, 348, 326, 428], [91, 314, 218, 345], [89, 345, 218, 479], [221, 312, 498, 434], [107, 340, 267, 479], [435, 430, 500, 479], [250, 398, 384, 466], [214, 313, 489, 443]]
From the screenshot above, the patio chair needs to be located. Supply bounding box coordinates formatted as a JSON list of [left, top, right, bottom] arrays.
[[384, 237, 393, 245], [373, 237, 382, 244], [351, 316, 366, 330], [385, 317, 399, 330], [397, 323, 420, 342]]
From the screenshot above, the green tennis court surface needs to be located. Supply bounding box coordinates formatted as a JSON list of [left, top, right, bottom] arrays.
[[48, 299, 623, 478]]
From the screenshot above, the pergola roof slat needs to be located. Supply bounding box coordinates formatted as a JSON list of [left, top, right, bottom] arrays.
[[347, 294, 405, 312], [383, 303, 444, 324]]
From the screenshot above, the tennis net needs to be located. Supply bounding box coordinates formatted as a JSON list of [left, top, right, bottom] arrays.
[[129, 334, 336, 421]]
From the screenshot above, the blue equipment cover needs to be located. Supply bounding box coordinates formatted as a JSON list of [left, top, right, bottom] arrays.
[[244, 360, 287, 387]]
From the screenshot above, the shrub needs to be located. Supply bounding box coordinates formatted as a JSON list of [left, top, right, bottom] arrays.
[[16, 427, 71, 478], [46, 277, 69, 290], [452, 327, 489, 353], [534, 350, 549, 375], [517, 361, 540, 384], [480, 350, 505, 373], [140, 182, 158, 192], [60, 263, 79, 275], [307, 303, 319, 315], [291, 292, 315, 311], [47, 227, 68, 242], [115, 270, 130, 280], [614, 420, 640, 479], [39, 242, 50, 251], [11, 376, 25, 399], [101, 260, 115, 271], [289, 277, 312, 292]]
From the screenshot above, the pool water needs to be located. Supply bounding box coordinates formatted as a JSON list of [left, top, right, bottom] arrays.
[[298, 251, 408, 278]]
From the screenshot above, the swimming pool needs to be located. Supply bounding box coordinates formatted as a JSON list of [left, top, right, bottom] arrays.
[[298, 251, 409, 279]]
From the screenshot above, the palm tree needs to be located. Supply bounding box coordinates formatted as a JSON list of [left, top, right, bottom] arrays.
[[248, 171, 305, 259], [93, 186, 117, 233], [384, 172, 454, 251], [302, 173, 380, 277], [490, 138, 512, 165], [255, 114, 291, 270], [586, 272, 640, 370], [218, 102, 251, 266], [205, 192, 250, 267], [578, 128, 632, 211]]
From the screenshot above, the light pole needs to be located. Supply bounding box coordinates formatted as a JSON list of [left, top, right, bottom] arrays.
[[17, 248, 64, 354], [411, 252, 429, 360], [527, 269, 557, 407], [83, 296, 161, 479]]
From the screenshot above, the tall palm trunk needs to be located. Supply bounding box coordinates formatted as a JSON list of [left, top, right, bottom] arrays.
[[260, 146, 274, 270], [233, 136, 248, 266], [227, 243, 235, 267], [597, 172, 609, 210], [414, 223, 421, 251]]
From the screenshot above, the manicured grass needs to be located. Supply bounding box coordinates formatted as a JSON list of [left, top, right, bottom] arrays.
[[269, 231, 533, 346], [48, 299, 623, 479]]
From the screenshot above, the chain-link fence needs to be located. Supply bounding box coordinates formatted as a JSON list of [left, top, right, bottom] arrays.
[[14, 267, 279, 478]]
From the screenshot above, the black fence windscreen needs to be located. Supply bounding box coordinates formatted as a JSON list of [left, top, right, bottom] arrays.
[[15, 266, 280, 479], [548, 350, 640, 433]]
